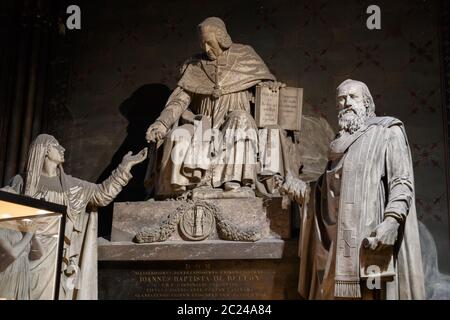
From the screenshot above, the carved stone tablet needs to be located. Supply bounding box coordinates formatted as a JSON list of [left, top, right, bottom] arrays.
[[278, 87, 303, 131], [255, 86, 279, 127]]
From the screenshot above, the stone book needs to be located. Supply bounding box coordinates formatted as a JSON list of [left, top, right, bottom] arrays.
[[359, 238, 396, 282], [254, 86, 303, 131]]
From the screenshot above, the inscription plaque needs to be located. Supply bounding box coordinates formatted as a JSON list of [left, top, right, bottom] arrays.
[[99, 260, 300, 300], [255, 86, 303, 131]]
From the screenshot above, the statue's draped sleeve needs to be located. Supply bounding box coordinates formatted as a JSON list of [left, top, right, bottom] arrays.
[[384, 125, 414, 222], [77, 164, 133, 208], [156, 87, 193, 129]]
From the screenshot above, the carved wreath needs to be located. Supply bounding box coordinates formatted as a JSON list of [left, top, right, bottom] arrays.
[[133, 200, 261, 243]]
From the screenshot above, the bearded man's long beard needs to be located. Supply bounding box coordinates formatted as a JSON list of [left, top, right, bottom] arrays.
[[338, 110, 366, 135]]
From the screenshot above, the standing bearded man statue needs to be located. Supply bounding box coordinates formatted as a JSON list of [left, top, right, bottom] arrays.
[[276, 79, 425, 299], [146, 17, 284, 197]]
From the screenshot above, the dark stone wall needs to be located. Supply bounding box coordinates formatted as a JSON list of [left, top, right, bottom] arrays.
[[40, 0, 450, 271]]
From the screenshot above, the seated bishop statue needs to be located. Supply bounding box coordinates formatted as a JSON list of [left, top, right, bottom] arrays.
[[145, 17, 289, 199]]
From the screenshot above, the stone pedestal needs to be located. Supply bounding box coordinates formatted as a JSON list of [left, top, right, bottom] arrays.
[[98, 197, 300, 300], [111, 197, 291, 242]]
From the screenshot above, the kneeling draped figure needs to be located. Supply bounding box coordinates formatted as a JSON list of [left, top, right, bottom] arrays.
[[2, 134, 147, 299]]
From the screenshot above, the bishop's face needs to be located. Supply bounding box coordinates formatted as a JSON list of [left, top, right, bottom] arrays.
[[199, 26, 223, 61], [336, 82, 367, 133]]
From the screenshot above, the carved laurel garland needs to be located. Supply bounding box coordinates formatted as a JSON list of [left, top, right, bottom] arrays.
[[133, 200, 262, 243], [212, 202, 261, 242], [133, 201, 189, 243]]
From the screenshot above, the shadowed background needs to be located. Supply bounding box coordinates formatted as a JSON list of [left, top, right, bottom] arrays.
[[1, 0, 449, 272]]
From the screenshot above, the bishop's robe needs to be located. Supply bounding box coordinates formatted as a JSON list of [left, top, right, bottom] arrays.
[[154, 43, 277, 195], [298, 116, 425, 300]]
